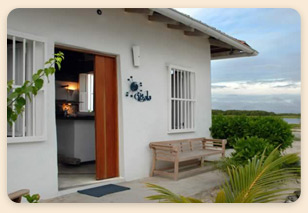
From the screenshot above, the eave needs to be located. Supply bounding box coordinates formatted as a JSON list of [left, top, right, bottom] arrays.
[[124, 8, 259, 60]]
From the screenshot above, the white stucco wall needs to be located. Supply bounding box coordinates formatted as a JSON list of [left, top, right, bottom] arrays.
[[7, 8, 212, 199]]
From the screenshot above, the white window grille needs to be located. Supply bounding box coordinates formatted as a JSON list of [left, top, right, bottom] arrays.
[[7, 30, 47, 143], [168, 65, 196, 133]]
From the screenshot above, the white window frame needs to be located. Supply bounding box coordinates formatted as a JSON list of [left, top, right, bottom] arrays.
[[79, 73, 94, 112], [7, 29, 48, 144], [168, 64, 196, 133]]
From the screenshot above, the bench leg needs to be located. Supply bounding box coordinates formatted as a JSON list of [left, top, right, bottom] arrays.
[[150, 150, 156, 177], [174, 160, 179, 180], [200, 157, 204, 167], [222, 151, 225, 158], [222, 139, 226, 158]]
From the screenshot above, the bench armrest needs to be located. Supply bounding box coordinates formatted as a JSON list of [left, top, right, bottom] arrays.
[[204, 138, 227, 143], [8, 189, 30, 203], [204, 138, 227, 144], [149, 143, 178, 152], [203, 138, 227, 150]]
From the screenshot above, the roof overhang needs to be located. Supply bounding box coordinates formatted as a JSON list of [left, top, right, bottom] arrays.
[[124, 8, 259, 60]]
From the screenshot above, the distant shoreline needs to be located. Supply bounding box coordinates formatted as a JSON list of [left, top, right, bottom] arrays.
[[212, 109, 301, 118], [212, 109, 301, 130]]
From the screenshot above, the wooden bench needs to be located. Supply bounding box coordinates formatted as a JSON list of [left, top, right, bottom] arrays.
[[8, 189, 30, 203], [149, 137, 227, 180]]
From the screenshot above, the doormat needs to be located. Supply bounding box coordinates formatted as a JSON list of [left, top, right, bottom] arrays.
[[77, 184, 130, 197]]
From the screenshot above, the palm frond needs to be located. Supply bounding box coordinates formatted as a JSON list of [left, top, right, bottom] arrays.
[[216, 147, 300, 203], [215, 190, 226, 203], [145, 147, 300, 203], [145, 183, 202, 203]]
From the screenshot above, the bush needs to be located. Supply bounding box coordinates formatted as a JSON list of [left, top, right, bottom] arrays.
[[231, 136, 275, 165], [215, 136, 276, 170], [248, 116, 294, 150], [210, 115, 249, 148], [210, 115, 294, 150]]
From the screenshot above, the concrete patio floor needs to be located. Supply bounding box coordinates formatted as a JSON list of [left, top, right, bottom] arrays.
[[43, 131, 300, 203], [58, 162, 96, 190], [43, 164, 226, 203]]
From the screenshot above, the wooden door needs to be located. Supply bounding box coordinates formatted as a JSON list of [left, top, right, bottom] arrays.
[[94, 55, 119, 180]]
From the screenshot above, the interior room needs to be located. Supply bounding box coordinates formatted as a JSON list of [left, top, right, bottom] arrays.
[[55, 47, 96, 190]]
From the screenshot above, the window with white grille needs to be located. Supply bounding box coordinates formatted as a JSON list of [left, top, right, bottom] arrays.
[[168, 65, 196, 133], [7, 30, 47, 143]]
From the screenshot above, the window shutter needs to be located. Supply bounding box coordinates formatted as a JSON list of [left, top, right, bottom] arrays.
[[79, 73, 88, 112]]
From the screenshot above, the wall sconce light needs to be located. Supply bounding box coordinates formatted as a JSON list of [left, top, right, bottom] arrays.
[[132, 45, 140, 67], [61, 84, 76, 96]]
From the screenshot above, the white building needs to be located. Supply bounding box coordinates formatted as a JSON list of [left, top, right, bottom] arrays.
[[7, 8, 258, 199]]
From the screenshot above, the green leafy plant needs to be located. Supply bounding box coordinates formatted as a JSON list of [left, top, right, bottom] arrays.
[[7, 52, 64, 125], [23, 194, 40, 203], [215, 138, 299, 172], [224, 136, 275, 168], [146, 148, 300, 203], [210, 115, 294, 149], [210, 115, 249, 148], [215, 148, 300, 203], [146, 183, 202, 203], [248, 117, 294, 150]]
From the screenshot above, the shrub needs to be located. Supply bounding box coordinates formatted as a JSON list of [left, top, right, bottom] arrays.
[[248, 117, 294, 150], [230, 136, 275, 165], [215, 137, 276, 170], [210, 115, 294, 150], [210, 115, 249, 147]]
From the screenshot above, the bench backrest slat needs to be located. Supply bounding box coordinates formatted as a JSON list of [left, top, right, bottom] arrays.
[[150, 137, 226, 153]]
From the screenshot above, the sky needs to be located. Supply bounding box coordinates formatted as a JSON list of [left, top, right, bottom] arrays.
[[176, 8, 301, 113]]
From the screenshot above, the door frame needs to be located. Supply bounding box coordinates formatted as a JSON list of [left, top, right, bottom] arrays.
[[54, 43, 123, 180]]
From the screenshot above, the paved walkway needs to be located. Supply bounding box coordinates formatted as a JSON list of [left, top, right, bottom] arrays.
[[43, 166, 226, 203]]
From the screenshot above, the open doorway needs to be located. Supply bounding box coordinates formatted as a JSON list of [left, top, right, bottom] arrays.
[[55, 47, 96, 190], [55, 46, 119, 190]]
